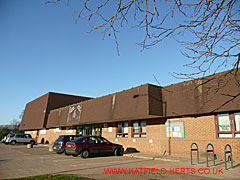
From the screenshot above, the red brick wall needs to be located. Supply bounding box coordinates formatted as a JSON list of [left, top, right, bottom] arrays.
[[26, 115, 240, 161], [25, 128, 76, 144], [102, 116, 240, 161]]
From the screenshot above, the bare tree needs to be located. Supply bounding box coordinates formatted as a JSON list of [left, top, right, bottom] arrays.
[[19, 110, 24, 120], [46, 0, 240, 110], [45, 0, 239, 75], [10, 119, 20, 132]]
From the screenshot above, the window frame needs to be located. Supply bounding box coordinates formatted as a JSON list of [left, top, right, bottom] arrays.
[[215, 113, 240, 138], [132, 120, 147, 138], [233, 113, 240, 134], [116, 122, 129, 138]]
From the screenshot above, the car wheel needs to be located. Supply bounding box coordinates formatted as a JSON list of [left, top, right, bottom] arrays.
[[114, 148, 121, 156], [10, 141, 16, 145], [80, 149, 89, 158], [64, 150, 71, 156]]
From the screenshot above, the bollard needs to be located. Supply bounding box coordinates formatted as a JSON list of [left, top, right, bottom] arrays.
[[27, 144, 33, 148], [49, 144, 53, 152]]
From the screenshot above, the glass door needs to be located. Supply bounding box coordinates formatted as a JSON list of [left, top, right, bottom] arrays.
[[76, 124, 102, 136]]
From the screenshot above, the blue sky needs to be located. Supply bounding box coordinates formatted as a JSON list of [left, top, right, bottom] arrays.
[[0, 0, 229, 125]]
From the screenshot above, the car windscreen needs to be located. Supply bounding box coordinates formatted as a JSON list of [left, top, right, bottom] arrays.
[[55, 136, 64, 142], [72, 137, 85, 142]]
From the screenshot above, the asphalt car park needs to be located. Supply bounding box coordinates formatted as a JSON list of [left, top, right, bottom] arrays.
[[0, 143, 240, 180]]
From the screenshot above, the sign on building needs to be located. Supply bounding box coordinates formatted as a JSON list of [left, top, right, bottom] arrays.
[[165, 120, 185, 138], [67, 104, 82, 124]]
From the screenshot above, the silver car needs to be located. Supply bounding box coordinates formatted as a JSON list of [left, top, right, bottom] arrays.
[[2, 134, 15, 144], [5, 134, 35, 145]]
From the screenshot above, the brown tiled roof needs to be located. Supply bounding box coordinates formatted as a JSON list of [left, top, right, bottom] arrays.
[[160, 70, 240, 117], [19, 92, 91, 130], [46, 84, 150, 128], [21, 70, 240, 130]]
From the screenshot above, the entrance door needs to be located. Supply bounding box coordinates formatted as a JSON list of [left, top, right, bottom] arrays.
[[76, 124, 102, 136]]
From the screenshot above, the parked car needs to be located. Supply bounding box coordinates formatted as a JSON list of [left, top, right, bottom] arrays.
[[3, 134, 15, 144], [65, 136, 124, 158], [5, 134, 35, 145], [52, 135, 82, 154]]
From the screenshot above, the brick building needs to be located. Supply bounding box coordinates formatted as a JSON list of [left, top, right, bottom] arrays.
[[20, 70, 240, 160]]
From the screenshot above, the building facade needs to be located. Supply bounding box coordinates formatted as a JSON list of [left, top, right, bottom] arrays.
[[20, 70, 240, 160]]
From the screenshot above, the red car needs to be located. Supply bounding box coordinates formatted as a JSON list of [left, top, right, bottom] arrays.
[[65, 136, 124, 158]]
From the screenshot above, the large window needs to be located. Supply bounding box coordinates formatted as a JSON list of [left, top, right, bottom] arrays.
[[76, 124, 102, 136], [218, 114, 231, 131], [234, 113, 240, 131], [234, 113, 240, 137], [117, 122, 128, 137], [133, 120, 146, 138], [216, 113, 240, 138]]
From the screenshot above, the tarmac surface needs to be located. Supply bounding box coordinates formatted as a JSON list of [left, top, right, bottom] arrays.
[[0, 143, 239, 180]]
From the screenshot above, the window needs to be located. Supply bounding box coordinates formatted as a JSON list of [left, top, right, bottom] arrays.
[[133, 120, 146, 138], [80, 138, 88, 144], [66, 127, 73, 133], [54, 128, 61, 133], [98, 137, 110, 144], [23, 135, 28, 138], [72, 137, 85, 143], [117, 122, 128, 137], [234, 113, 240, 131], [88, 137, 98, 144], [25, 134, 32, 138], [216, 113, 240, 138], [76, 124, 102, 136], [218, 114, 231, 131], [40, 129, 46, 134], [69, 136, 79, 141]]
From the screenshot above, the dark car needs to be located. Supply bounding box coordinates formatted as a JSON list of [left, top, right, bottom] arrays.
[[52, 135, 82, 154], [65, 136, 124, 158]]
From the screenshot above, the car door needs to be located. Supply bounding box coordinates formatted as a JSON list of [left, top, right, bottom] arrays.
[[15, 135, 23, 143], [97, 137, 113, 154], [86, 137, 101, 154], [22, 135, 29, 143]]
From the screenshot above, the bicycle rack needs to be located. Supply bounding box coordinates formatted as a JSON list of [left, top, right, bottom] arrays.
[[190, 143, 199, 165], [224, 144, 233, 170], [206, 143, 215, 167]]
